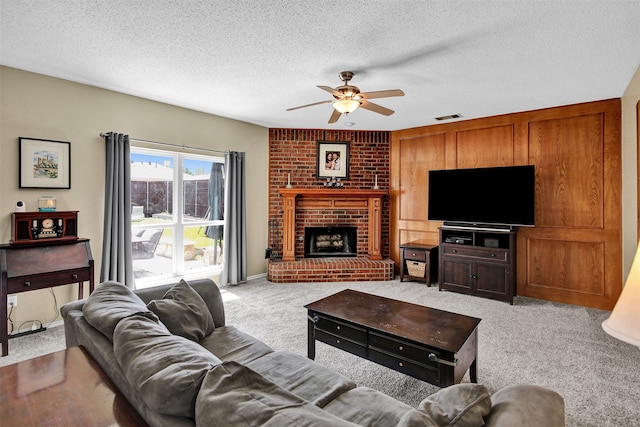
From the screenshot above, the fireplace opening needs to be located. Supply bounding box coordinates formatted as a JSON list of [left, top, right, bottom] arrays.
[[304, 226, 357, 258]]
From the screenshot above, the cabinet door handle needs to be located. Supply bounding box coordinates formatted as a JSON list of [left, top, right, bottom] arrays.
[[398, 346, 404, 351], [428, 353, 458, 367], [491, 254, 496, 257], [24, 281, 31, 287], [412, 252, 417, 256], [72, 274, 78, 280]]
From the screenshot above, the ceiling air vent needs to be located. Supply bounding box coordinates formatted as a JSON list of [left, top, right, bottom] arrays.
[[435, 113, 463, 121]]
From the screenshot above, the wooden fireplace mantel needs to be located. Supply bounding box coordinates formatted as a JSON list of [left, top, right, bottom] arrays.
[[278, 188, 388, 262]]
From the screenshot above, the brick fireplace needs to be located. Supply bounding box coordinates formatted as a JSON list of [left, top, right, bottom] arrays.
[[267, 129, 393, 283]]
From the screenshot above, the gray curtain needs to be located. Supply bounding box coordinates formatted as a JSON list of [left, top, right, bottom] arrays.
[[100, 132, 133, 287], [221, 151, 247, 285]]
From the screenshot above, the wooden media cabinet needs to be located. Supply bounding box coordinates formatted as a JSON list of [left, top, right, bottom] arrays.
[[439, 226, 516, 304]]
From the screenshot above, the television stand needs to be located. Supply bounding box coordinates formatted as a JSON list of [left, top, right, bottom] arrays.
[[439, 227, 516, 304]]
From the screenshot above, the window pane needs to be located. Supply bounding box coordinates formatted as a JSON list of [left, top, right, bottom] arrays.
[[182, 157, 224, 223], [183, 225, 224, 272], [131, 153, 175, 223]]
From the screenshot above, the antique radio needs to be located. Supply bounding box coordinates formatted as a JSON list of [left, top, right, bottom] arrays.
[[10, 211, 79, 245]]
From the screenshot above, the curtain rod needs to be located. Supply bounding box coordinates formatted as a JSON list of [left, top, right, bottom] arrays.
[[100, 133, 228, 155]]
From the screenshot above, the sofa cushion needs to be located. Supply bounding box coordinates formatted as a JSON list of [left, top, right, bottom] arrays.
[[113, 314, 222, 418], [323, 386, 415, 427], [195, 361, 359, 426], [397, 409, 439, 427], [246, 351, 357, 407], [483, 384, 565, 427], [82, 281, 158, 341], [147, 279, 215, 342], [417, 383, 491, 427], [200, 324, 273, 364]]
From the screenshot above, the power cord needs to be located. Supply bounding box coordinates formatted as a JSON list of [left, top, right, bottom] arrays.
[[7, 303, 15, 335], [6, 288, 60, 337], [45, 288, 60, 327]]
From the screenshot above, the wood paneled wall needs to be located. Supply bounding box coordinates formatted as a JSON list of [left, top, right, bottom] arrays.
[[390, 99, 622, 310]]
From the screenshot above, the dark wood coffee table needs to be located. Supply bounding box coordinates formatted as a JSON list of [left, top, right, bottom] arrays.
[[0, 346, 148, 426], [305, 289, 481, 387]]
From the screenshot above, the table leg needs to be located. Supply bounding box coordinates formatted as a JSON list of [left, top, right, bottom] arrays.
[[307, 314, 316, 360], [470, 356, 478, 383], [1, 276, 8, 356]]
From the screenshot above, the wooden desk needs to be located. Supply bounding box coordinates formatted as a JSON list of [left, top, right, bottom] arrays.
[[0, 239, 94, 356], [0, 346, 148, 426]]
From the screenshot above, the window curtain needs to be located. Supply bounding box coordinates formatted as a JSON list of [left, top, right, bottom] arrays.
[[100, 132, 133, 287], [221, 151, 247, 285]]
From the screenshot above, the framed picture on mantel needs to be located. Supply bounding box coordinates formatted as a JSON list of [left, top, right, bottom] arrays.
[[317, 141, 349, 180], [19, 137, 71, 189]]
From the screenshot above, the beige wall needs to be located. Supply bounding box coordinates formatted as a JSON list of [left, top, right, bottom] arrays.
[[0, 66, 269, 328], [622, 64, 640, 279]]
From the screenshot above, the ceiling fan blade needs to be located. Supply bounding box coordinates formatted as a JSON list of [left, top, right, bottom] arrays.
[[328, 109, 342, 124], [359, 89, 405, 99], [286, 99, 333, 111], [317, 85, 342, 97], [359, 100, 394, 116]]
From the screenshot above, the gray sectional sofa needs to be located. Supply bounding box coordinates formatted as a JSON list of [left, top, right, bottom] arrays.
[[61, 278, 565, 426]]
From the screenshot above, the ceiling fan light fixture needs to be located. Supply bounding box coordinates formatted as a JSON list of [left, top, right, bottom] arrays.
[[334, 99, 360, 114]]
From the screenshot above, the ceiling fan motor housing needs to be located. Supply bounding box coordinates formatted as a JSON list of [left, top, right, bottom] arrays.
[[338, 71, 354, 83], [336, 85, 361, 100]]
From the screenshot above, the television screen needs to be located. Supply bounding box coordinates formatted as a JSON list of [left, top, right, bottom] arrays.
[[428, 165, 535, 227]]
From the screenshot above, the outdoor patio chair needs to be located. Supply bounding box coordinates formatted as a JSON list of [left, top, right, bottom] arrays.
[[132, 229, 163, 260]]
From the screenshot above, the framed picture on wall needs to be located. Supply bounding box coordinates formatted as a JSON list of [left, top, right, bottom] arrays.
[[317, 141, 349, 179], [19, 137, 71, 189]]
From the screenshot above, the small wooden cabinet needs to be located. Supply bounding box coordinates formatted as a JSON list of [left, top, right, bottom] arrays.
[[439, 227, 516, 304], [399, 241, 439, 285]]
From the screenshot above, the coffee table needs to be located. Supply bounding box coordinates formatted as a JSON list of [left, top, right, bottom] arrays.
[[305, 289, 481, 387], [0, 346, 148, 426]]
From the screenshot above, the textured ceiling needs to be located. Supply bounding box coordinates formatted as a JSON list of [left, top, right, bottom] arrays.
[[2, 1, 640, 131]]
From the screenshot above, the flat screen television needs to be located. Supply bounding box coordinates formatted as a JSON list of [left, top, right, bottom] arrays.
[[428, 165, 535, 228]]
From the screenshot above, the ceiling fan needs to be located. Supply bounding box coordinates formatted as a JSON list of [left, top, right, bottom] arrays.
[[287, 71, 405, 124]]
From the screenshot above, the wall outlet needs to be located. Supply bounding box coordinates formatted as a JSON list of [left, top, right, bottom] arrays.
[[7, 295, 17, 307]]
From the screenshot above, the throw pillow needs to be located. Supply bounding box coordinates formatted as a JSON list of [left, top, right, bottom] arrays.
[[113, 314, 222, 418], [82, 281, 158, 341], [147, 279, 215, 341], [417, 383, 491, 427]]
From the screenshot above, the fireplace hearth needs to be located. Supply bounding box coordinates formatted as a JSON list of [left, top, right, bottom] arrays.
[[304, 226, 357, 258]]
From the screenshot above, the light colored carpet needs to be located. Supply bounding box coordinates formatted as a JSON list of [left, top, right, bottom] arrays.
[[3, 277, 639, 427], [221, 277, 640, 427], [0, 323, 66, 367]]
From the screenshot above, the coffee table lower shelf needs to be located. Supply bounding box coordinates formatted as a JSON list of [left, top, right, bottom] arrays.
[[305, 290, 480, 388]]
